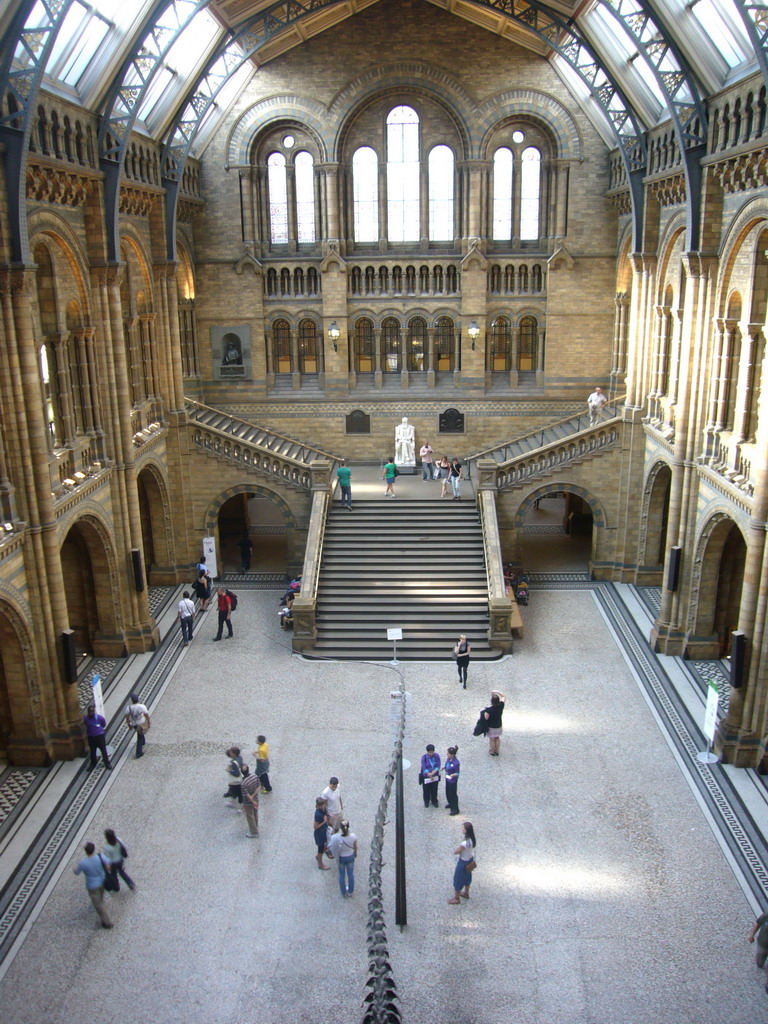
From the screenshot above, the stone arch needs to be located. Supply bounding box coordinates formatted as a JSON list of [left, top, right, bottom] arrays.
[[27, 212, 91, 320], [205, 484, 297, 535], [639, 460, 672, 575], [687, 512, 748, 657], [512, 483, 607, 572], [120, 231, 154, 310], [513, 483, 607, 529], [206, 484, 300, 576], [476, 90, 582, 161], [0, 590, 46, 764], [59, 509, 122, 656], [330, 63, 474, 158], [136, 460, 174, 584], [226, 96, 331, 167]]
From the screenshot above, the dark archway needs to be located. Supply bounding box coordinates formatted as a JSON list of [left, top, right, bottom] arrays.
[[515, 487, 597, 573], [217, 492, 290, 575], [137, 464, 173, 583], [692, 516, 747, 657], [60, 517, 119, 657]]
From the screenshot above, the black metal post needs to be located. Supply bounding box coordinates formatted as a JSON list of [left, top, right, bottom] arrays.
[[394, 747, 406, 927]]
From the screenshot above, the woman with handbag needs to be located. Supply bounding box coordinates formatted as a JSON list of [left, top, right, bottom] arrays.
[[454, 634, 471, 688], [448, 821, 477, 903], [483, 689, 507, 757], [102, 828, 136, 891]]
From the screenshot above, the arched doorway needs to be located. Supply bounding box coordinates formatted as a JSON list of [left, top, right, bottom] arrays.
[[216, 491, 291, 575], [642, 463, 672, 582], [137, 465, 173, 583], [515, 488, 595, 572], [0, 601, 45, 764], [691, 516, 747, 657], [60, 518, 120, 658]]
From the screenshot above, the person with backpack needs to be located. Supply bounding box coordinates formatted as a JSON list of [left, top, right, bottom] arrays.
[[213, 587, 234, 641]]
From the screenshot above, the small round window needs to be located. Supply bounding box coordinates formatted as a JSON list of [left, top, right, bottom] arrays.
[[282, 134, 295, 149], [512, 130, 525, 144]]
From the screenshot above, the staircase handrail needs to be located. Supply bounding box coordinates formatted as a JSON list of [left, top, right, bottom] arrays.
[[492, 419, 622, 490], [464, 395, 625, 470], [475, 462, 515, 649], [292, 463, 332, 650], [186, 399, 342, 465]]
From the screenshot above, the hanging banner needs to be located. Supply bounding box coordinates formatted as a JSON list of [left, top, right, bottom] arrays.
[[202, 536, 218, 578], [90, 673, 105, 719]]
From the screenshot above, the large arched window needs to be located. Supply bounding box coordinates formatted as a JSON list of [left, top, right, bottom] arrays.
[[298, 319, 318, 373], [387, 106, 419, 242], [490, 317, 511, 371], [383, 317, 401, 372], [267, 153, 289, 244], [354, 318, 374, 372], [428, 145, 454, 241], [492, 147, 513, 241], [408, 317, 427, 371], [519, 316, 538, 371], [295, 151, 316, 243], [520, 147, 541, 240], [272, 319, 291, 372], [353, 147, 379, 243], [436, 316, 455, 371]]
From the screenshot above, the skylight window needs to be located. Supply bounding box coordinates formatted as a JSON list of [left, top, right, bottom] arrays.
[[687, 0, 749, 67]]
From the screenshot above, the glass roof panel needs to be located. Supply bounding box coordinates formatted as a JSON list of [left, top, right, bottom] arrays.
[[687, 0, 749, 67]]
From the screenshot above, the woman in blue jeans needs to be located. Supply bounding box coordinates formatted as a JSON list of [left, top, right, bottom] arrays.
[[328, 819, 358, 897]]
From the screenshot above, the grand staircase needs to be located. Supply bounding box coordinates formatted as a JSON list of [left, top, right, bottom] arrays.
[[307, 498, 503, 661]]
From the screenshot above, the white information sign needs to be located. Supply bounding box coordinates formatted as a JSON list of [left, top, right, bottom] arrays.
[[703, 680, 719, 742], [90, 673, 105, 719], [202, 536, 218, 578], [387, 628, 403, 641]]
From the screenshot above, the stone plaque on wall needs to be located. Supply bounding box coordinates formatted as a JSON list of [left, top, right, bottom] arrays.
[[212, 325, 252, 380], [346, 410, 371, 434], [439, 408, 464, 433]]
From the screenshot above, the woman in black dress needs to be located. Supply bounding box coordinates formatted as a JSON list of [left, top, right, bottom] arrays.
[[483, 689, 507, 756], [454, 634, 471, 688]]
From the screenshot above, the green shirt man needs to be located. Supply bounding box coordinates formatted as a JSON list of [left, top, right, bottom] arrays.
[[337, 462, 352, 509]]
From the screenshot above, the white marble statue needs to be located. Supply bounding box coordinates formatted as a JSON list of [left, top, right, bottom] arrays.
[[395, 417, 416, 465]]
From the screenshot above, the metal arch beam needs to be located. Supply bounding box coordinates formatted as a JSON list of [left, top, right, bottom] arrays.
[[160, 0, 650, 256], [0, 0, 80, 262], [731, 0, 768, 93], [160, 0, 352, 259], [97, 0, 212, 262], [596, 0, 708, 249]]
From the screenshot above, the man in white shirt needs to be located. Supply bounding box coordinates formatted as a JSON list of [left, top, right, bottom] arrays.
[[124, 694, 150, 759], [420, 443, 435, 480], [587, 386, 608, 425], [177, 590, 195, 646], [321, 776, 344, 833]]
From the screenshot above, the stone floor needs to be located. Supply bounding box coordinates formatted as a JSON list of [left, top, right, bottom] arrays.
[[0, 499, 767, 1023]]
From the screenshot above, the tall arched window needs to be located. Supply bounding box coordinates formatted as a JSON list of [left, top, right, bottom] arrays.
[[295, 151, 315, 243], [353, 147, 378, 242], [272, 319, 291, 372], [490, 317, 511, 371], [299, 319, 318, 373], [519, 316, 538, 371], [436, 316, 454, 371], [408, 317, 427, 371], [387, 106, 419, 242], [429, 145, 454, 241], [520, 147, 541, 240], [493, 147, 513, 241], [383, 317, 401, 372], [267, 153, 289, 244], [354, 318, 374, 372]]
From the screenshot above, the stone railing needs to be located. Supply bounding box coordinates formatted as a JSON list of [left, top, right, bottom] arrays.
[[476, 468, 514, 652], [348, 258, 461, 297], [492, 422, 621, 491], [292, 462, 333, 650], [187, 400, 340, 492]]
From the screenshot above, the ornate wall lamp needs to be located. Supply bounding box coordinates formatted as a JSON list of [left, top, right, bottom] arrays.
[[328, 321, 340, 352], [468, 320, 480, 350]]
